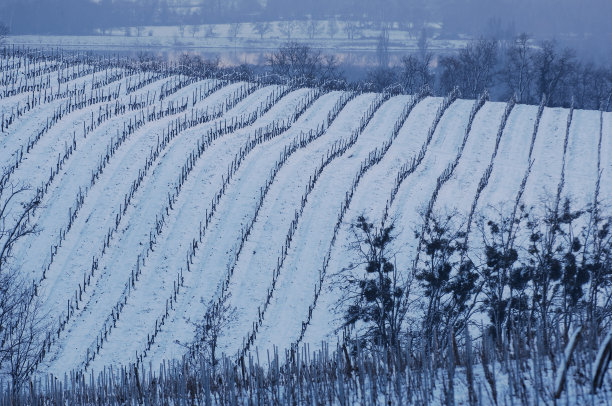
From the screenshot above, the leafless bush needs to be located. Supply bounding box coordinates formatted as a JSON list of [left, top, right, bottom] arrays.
[[400, 53, 433, 94], [177, 53, 219, 77], [267, 42, 342, 84], [253, 22, 271, 39]]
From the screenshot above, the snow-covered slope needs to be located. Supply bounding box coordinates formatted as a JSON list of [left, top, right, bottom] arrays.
[[0, 55, 606, 376]]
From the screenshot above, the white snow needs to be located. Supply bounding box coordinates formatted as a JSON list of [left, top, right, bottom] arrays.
[[0, 58, 603, 377]]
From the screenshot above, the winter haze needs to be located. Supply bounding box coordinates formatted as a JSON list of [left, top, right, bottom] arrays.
[[0, 1, 611, 405]]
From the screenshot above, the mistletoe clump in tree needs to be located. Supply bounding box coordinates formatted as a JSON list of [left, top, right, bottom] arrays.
[[415, 212, 478, 350], [340, 216, 408, 349]]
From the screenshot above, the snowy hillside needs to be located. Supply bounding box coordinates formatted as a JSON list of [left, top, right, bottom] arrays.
[[0, 49, 609, 383]]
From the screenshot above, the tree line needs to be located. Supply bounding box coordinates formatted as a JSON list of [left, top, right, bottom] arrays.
[[130, 35, 612, 112], [242, 37, 612, 110], [367, 33, 612, 110]]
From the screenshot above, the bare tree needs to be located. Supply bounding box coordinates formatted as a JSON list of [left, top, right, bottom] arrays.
[[476, 205, 526, 349], [229, 23, 241, 41], [204, 25, 216, 38], [137, 51, 162, 71], [417, 28, 429, 61], [439, 38, 498, 99], [500, 33, 535, 103], [0, 175, 46, 396], [566, 62, 612, 110], [267, 42, 322, 82], [327, 19, 339, 39], [178, 25, 186, 38], [319, 54, 344, 84], [400, 53, 432, 94], [278, 21, 296, 40], [253, 22, 271, 40], [376, 27, 390, 68], [0, 181, 40, 274], [3, 292, 47, 398], [193, 293, 235, 373], [343, 21, 360, 40], [399, 27, 433, 94], [531, 40, 577, 107], [189, 25, 200, 38], [0, 270, 21, 368], [306, 19, 320, 40], [415, 211, 478, 352]]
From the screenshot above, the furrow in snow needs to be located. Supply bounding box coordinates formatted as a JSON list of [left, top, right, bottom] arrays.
[[563, 109, 601, 209], [246, 95, 415, 355], [300, 96, 450, 346], [37, 83, 283, 373], [88, 90, 346, 371], [14, 79, 227, 282], [43, 87, 314, 374], [521, 107, 570, 212]]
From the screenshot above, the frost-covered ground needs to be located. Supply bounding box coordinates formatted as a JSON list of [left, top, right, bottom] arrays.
[[0, 52, 608, 385]]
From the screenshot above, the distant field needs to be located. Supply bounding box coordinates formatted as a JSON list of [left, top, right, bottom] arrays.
[[6, 20, 466, 66]]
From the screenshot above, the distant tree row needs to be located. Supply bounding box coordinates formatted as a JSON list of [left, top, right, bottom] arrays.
[[367, 34, 612, 110], [440, 36, 612, 109], [259, 35, 612, 110], [129, 33, 612, 111]]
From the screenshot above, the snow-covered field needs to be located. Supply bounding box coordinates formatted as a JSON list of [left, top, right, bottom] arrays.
[[5, 20, 463, 66], [1, 52, 608, 378], [6, 20, 455, 52]]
